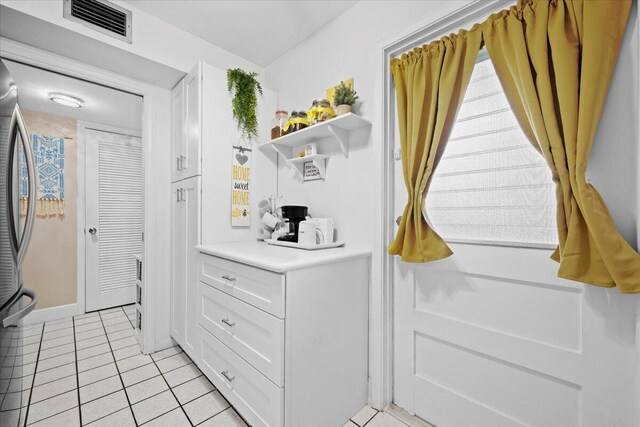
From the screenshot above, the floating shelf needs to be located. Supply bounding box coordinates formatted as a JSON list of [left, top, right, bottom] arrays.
[[286, 154, 329, 180], [262, 113, 372, 159]]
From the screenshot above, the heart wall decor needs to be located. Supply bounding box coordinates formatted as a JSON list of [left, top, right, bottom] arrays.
[[231, 144, 252, 227]]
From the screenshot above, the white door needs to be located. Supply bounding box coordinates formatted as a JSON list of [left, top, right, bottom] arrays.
[[391, 55, 638, 427], [170, 176, 201, 359], [183, 175, 201, 360], [86, 129, 142, 311], [170, 181, 186, 346], [183, 65, 201, 179], [171, 79, 185, 183]]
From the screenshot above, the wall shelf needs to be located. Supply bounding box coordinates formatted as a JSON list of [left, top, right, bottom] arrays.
[[286, 154, 329, 180], [262, 113, 371, 159], [261, 113, 371, 181]]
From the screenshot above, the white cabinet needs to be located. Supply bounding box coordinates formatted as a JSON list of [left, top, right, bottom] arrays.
[[196, 243, 370, 427], [171, 64, 201, 183], [170, 176, 201, 361]]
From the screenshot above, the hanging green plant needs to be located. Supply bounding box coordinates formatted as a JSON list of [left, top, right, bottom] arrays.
[[227, 68, 263, 141]]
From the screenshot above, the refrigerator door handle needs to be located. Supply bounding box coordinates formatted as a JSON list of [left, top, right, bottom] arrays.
[[1, 288, 38, 327], [7, 104, 37, 268]]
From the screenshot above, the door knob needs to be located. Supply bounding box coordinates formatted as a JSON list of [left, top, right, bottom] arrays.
[[88, 228, 97, 235]]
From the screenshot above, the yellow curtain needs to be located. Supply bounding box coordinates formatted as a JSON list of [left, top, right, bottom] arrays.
[[483, 0, 638, 292], [388, 27, 483, 262]]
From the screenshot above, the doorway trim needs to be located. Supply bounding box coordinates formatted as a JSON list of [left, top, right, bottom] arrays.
[[77, 121, 142, 315], [0, 36, 172, 353], [372, 0, 515, 410]]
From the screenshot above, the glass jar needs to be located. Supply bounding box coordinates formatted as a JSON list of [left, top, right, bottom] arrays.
[[308, 99, 336, 125], [285, 111, 310, 133], [271, 110, 289, 140]]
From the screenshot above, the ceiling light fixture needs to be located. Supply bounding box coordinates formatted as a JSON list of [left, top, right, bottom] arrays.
[[49, 92, 84, 108]]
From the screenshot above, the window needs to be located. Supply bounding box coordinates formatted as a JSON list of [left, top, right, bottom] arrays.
[[424, 51, 558, 248]]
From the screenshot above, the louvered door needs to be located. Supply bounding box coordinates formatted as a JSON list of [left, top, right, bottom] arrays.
[[86, 129, 142, 311]]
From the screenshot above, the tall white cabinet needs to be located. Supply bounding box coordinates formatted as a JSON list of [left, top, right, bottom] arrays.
[[170, 61, 277, 363]]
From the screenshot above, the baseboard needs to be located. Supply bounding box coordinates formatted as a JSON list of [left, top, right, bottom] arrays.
[[20, 303, 81, 326]]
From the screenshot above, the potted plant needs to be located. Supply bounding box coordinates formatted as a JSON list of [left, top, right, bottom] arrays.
[[227, 68, 263, 141], [333, 82, 358, 116]]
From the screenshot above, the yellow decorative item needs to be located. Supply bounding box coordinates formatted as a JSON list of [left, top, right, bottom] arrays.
[[483, 0, 637, 292], [283, 112, 310, 133], [307, 105, 336, 124], [388, 26, 483, 263]]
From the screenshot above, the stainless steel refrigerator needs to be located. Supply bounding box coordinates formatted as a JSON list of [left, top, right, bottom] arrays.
[[0, 58, 39, 426]]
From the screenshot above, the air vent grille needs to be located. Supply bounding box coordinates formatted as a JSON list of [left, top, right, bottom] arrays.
[[64, 0, 132, 43]]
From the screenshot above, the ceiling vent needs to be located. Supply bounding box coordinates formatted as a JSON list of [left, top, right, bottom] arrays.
[[63, 0, 132, 44]]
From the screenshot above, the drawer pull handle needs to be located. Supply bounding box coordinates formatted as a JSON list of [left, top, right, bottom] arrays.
[[221, 370, 235, 382], [221, 275, 236, 282], [221, 318, 235, 327]]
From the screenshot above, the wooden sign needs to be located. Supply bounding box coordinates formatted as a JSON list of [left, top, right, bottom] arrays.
[[231, 144, 251, 227]]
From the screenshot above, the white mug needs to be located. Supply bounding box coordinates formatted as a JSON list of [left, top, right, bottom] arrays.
[[261, 212, 279, 230], [298, 221, 323, 245]]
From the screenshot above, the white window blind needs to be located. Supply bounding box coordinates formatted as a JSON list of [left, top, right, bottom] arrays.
[[424, 52, 558, 248]]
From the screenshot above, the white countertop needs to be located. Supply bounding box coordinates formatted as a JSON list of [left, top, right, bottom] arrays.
[[196, 241, 371, 273]]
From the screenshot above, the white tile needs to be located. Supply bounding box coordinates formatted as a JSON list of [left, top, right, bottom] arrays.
[[7, 375, 32, 392], [22, 351, 38, 365], [105, 322, 132, 334], [343, 421, 359, 427], [107, 328, 135, 342], [172, 375, 213, 405], [20, 342, 40, 355], [351, 405, 378, 426], [144, 408, 191, 427], [40, 335, 74, 350], [75, 328, 106, 342], [30, 375, 77, 404], [121, 362, 160, 387], [131, 389, 179, 425], [198, 408, 248, 427], [36, 352, 75, 372], [150, 346, 182, 362], [78, 363, 118, 387], [44, 322, 73, 333], [116, 353, 152, 373], [28, 407, 80, 427], [81, 389, 129, 424], [365, 412, 408, 427], [73, 321, 104, 334], [156, 352, 191, 374], [77, 352, 114, 373], [0, 408, 22, 426], [98, 307, 122, 314], [100, 311, 126, 320], [42, 327, 74, 341], [125, 375, 167, 404], [183, 391, 229, 425], [25, 390, 78, 424], [85, 407, 136, 427], [113, 344, 142, 360], [33, 363, 76, 387], [38, 343, 75, 361], [17, 361, 36, 377], [110, 336, 138, 350], [102, 316, 129, 327], [77, 343, 111, 361], [73, 316, 101, 326], [76, 335, 108, 350], [163, 363, 202, 388], [80, 375, 123, 404], [0, 389, 30, 411], [23, 333, 43, 346]]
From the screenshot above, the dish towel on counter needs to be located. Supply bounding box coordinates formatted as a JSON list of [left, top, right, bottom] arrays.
[[21, 134, 65, 218]]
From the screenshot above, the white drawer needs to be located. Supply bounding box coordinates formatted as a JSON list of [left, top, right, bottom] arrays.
[[199, 283, 284, 386], [199, 327, 284, 427], [199, 254, 285, 318]]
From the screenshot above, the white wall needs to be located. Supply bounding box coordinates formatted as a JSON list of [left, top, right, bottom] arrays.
[[265, 0, 640, 409], [1, 1, 262, 76]]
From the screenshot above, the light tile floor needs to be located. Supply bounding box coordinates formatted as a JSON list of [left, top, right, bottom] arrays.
[[11, 304, 404, 427]]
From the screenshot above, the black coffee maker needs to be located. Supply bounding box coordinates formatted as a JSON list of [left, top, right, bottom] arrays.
[[277, 205, 308, 243]]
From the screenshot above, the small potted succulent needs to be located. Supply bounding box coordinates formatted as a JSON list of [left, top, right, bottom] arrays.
[[333, 82, 358, 116]]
